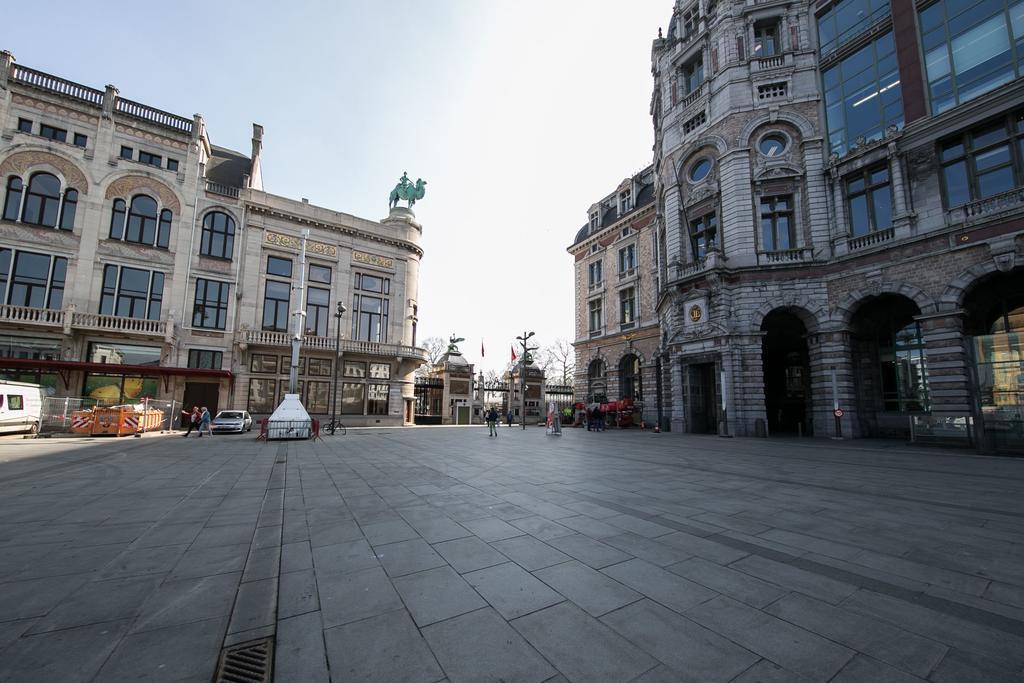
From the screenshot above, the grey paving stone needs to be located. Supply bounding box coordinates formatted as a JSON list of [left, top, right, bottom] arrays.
[[0, 573, 90, 620], [281, 540, 313, 573], [490, 535, 571, 571], [28, 575, 163, 633], [405, 515, 471, 543], [563, 500, 621, 519], [129, 522, 204, 548], [555, 514, 627, 538], [630, 664, 691, 682], [602, 533, 692, 567], [251, 523, 282, 549], [729, 554, 858, 605], [508, 515, 577, 541], [308, 519, 363, 547], [603, 513, 676, 538], [132, 572, 241, 633], [928, 647, 1023, 683], [94, 616, 227, 682], [659, 530, 751, 565], [375, 537, 447, 577], [433, 536, 508, 574], [685, 595, 855, 680], [511, 602, 658, 682], [831, 654, 927, 682], [666, 556, 786, 609], [168, 542, 250, 580], [602, 558, 717, 614], [318, 565, 405, 628], [192, 522, 256, 548], [600, 598, 759, 682], [361, 518, 420, 546], [0, 618, 133, 683], [757, 528, 865, 561], [0, 618, 35, 653], [91, 543, 185, 580], [392, 565, 488, 626], [324, 608, 443, 683], [311, 538, 380, 574], [242, 544, 281, 582], [464, 562, 565, 620], [459, 516, 525, 542], [228, 577, 277, 634], [279, 568, 320, 619], [730, 659, 811, 682], [544, 533, 632, 569], [423, 607, 557, 683], [765, 592, 947, 677], [534, 560, 642, 617], [275, 611, 329, 683]]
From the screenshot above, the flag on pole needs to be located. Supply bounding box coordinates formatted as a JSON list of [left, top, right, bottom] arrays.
[[511, 345, 517, 362], [481, 339, 485, 357]]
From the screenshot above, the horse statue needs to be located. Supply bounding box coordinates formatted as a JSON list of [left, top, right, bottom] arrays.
[[389, 171, 428, 209], [447, 334, 465, 355]]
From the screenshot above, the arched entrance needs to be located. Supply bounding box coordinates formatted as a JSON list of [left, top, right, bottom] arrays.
[[849, 294, 928, 437], [619, 354, 641, 401], [963, 269, 1024, 450], [761, 309, 812, 434], [587, 359, 607, 402]]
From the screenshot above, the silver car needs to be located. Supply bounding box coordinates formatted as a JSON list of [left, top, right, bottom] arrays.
[[211, 410, 253, 433]]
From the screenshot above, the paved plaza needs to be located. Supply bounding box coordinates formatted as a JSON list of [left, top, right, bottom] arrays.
[[0, 427, 1023, 682]]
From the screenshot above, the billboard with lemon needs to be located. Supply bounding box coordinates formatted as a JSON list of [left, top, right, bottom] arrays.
[[84, 374, 158, 404]]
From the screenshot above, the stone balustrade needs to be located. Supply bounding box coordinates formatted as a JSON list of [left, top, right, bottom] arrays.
[[848, 227, 895, 251], [71, 311, 168, 335], [243, 329, 428, 361], [0, 304, 65, 327]]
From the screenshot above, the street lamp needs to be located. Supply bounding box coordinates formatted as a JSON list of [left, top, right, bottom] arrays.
[[330, 301, 347, 435], [515, 331, 537, 430]]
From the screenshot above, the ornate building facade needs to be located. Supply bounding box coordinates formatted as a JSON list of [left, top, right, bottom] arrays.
[[0, 52, 427, 426], [569, 166, 662, 427], [650, 0, 1024, 446]]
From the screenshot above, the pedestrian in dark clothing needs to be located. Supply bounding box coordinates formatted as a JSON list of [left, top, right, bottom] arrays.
[[182, 406, 200, 437], [507, 410, 514, 427], [594, 407, 605, 432], [486, 408, 498, 437]]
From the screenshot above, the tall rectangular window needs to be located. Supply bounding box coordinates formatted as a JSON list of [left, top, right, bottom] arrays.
[[760, 195, 795, 251], [187, 349, 223, 369], [822, 32, 903, 155], [306, 286, 330, 336], [940, 111, 1024, 207], [305, 381, 330, 414], [342, 382, 365, 414], [618, 244, 636, 274], [690, 211, 718, 259], [99, 265, 163, 320], [682, 56, 704, 94], [262, 280, 290, 331], [588, 260, 603, 288], [753, 20, 780, 57], [1, 250, 66, 309], [619, 287, 636, 326], [619, 189, 632, 213], [589, 299, 603, 333], [846, 165, 893, 236], [192, 278, 229, 330], [17, 118, 32, 133], [920, 0, 1024, 114], [817, 0, 891, 57], [247, 379, 277, 413], [352, 273, 390, 343]]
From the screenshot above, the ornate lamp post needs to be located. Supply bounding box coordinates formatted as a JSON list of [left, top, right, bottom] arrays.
[[330, 301, 347, 434], [515, 331, 537, 430]]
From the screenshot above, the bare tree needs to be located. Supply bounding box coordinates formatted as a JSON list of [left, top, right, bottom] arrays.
[[416, 336, 446, 376], [539, 338, 575, 385]]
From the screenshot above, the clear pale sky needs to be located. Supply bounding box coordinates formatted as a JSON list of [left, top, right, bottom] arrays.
[[3, 0, 667, 374]]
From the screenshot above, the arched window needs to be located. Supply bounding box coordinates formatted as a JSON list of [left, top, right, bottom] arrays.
[[126, 195, 158, 245], [619, 354, 641, 401], [587, 359, 608, 402], [109, 199, 126, 239], [200, 211, 236, 259], [21, 172, 61, 227], [59, 189, 78, 231], [3, 177, 22, 221], [158, 209, 172, 249]]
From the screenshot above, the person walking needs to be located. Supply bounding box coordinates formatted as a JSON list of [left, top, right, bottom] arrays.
[[486, 407, 498, 437], [198, 406, 213, 437], [506, 409, 514, 427], [182, 406, 200, 437]]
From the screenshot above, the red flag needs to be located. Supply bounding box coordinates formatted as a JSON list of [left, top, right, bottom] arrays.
[[511, 345, 517, 362], [481, 339, 485, 357]]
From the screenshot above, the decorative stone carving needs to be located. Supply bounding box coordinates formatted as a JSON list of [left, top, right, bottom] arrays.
[[96, 238, 175, 265], [0, 150, 89, 193], [105, 175, 181, 213]]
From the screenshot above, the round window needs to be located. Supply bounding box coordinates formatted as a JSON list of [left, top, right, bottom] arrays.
[[759, 133, 788, 157], [689, 158, 712, 182]]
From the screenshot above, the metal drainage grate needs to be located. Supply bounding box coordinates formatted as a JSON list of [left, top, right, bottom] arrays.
[[214, 637, 274, 683]]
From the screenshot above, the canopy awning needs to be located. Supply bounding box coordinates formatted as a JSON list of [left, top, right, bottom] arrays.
[[0, 358, 232, 389]]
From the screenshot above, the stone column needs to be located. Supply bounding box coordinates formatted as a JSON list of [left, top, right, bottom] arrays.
[[916, 310, 972, 416], [812, 324, 859, 437], [803, 139, 830, 255], [719, 148, 756, 267], [731, 333, 767, 437]]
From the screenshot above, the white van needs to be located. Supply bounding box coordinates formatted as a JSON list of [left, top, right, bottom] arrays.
[[0, 381, 45, 435]]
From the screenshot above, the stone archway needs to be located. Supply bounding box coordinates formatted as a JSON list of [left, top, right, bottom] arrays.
[[587, 358, 607, 402], [761, 309, 813, 434]]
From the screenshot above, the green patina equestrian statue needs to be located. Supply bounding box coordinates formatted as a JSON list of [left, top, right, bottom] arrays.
[[447, 334, 465, 354], [389, 171, 428, 209]]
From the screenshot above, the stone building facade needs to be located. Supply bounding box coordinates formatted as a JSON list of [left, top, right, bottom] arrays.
[[649, 0, 1024, 447], [568, 166, 662, 427], [0, 52, 427, 427]]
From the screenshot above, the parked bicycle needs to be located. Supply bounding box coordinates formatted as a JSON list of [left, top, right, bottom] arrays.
[[323, 419, 347, 435]]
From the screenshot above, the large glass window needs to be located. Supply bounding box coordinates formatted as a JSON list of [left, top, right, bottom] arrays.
[[341, 382, 365, 414], [760, 195, 796, 251], [822, 32, 902, 155], [879, 322, 930, 412], [619, 287, 636, 326], [262, 280, 291, 331], [618, 244, 636, 274], [88, 342, 161, 366], [247, 379, 277, 413], [109, 195, 170, 248], [267, 256, 292, 277], [846, 165, 893, 236], [589, 299, 603, 333], [588, 260, 602, 288], [682, 56, 704, 94], [817, 0, 891, 57], [21, 172, 61, 228], [940, 111, 1024, 207], [306, 287, 330, 336], [192, 279, 229, 330], [99, 265, 164, 320], [200, 212, 235, 259], [1, 250, 66, 309], [305, 380, 330, 414], [753, 19, 780, 57], [690, 211, 718, 259], [3, 177, 22, 221], [59, 189, 77, 230], [921, 0, 1024, 114], [187, 349, 223, 369], [367, 384, 389, 415], [619, 354, 642, 401], [352, 273, 390, 343]]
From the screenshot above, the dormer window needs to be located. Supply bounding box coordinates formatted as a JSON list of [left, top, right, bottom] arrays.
[[589, 210, 600, 230], [619, 189, 632, 213], [682, 6, 700, 37]]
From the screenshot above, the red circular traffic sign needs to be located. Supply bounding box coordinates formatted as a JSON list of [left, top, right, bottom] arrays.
[[833, 408, 844, 418]]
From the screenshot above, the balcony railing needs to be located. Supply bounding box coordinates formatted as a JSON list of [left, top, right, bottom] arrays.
[[751, 54, 786, 71], [680, 83, 705, 110], [960, 187, 1024, 221], [10, 65, 104, 106], [674, 256, 708, 280], [72, 311, 168, 336], [0, 304, 65, 327], [114, 98, 193, 134], [205, 180, 241, 198], [243, 329, 428, 361], [848, 227, 895, 251]]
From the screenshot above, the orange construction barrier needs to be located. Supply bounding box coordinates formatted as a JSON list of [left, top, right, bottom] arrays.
[[71, 410, 94, 434]]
